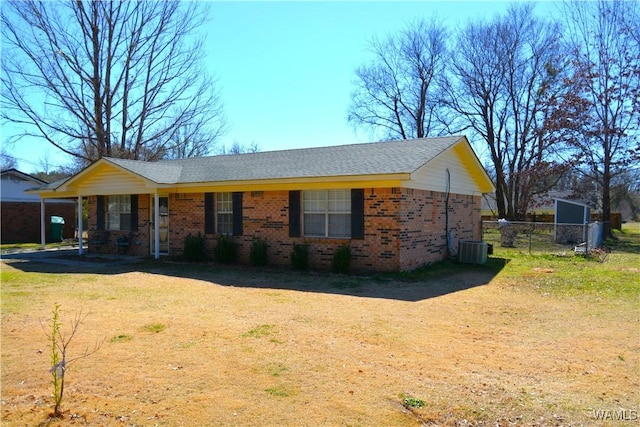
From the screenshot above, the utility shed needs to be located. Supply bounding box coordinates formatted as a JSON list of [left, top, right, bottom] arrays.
[[554, 198, 590, 244]]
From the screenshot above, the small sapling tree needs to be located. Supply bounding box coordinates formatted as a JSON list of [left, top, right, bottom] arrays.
[[43, 304, 102, 418]]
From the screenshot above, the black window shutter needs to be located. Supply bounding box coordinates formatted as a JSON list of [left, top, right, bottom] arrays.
[[289, 190, 301, 237], [351, 189, 364, 239], [130, 195, 138, 231], [96, 196, 104, 230], [204, 193, 214, 234], [232, 192, 243, 236]]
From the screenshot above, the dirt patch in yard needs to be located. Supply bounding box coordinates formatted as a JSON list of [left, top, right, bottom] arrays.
[[1, 257, 638, 426]]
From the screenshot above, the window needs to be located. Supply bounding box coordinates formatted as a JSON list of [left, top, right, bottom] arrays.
[[216, 192, 233, 234], [303, 189, 351, 237], [205, 192, 243, 236], [106, 195, 131, 231]]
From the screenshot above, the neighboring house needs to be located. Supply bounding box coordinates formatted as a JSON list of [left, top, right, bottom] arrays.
[[1, 168, 75, 243], [27, 136, 494, 271]]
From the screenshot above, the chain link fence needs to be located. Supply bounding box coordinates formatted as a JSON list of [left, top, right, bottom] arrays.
[[482, 221, 604, 254]]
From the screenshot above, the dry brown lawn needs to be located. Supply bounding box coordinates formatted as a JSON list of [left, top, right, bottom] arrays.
[[1, 250, 638, 426]]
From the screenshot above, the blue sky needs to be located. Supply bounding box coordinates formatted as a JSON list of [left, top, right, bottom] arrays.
[[2, 1, 556, 174]]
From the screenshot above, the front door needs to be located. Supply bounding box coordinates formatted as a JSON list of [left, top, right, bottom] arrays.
[[151, 196, 169, 255]]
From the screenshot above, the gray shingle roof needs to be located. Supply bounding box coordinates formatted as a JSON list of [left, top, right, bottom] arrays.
[[107, 158, 183, 183], [104, 136, 464, 184]]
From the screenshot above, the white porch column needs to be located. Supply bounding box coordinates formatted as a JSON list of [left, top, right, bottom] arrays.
[[154, 192, 160, 259], [77, 196, 83, 255], [40, 198, 46, 250]]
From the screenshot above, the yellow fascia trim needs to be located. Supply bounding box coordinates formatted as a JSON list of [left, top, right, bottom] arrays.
[[32, 172, 410, 198], [452, 141, 494, 193]]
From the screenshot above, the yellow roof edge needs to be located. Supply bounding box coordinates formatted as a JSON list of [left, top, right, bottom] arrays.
[[452, 137, 495, 194], [31, 173, 413, 198]]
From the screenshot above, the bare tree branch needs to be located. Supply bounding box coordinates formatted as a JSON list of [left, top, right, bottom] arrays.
[[444, 4, 567, 219], [557, 0, 640, 238], [1, 0, 226, 164], [347, 18, 449, 141]]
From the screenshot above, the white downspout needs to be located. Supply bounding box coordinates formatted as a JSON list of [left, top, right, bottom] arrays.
[[40, 198, 46, 250], [77, 196, 83, 255], [154, 192, 160, 259]]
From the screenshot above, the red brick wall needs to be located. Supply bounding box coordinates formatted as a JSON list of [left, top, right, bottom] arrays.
[[398, 189, 481, 270], [237, 190, 291, 264], [86, 189, 482, 271], [169, 193, 209, 255], [1, 201, 76, 243]]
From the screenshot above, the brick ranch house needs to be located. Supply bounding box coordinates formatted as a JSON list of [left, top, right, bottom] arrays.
[[28, 135, 494, 272]]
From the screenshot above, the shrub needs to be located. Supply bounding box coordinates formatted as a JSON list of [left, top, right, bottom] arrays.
[[183, 232, 207, 262], [249, 237, 269, 266], [214, 234, 237, 264], [331, 244, 351, 274], [402, 395, 426, 409], [290, 243, 309, 271]]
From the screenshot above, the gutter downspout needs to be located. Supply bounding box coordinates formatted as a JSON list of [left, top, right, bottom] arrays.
[[445, 168, 452, 258]]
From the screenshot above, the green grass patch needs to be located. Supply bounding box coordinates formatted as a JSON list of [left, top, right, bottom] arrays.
[[143, 323, 166, 333], [0, 270, 74, 287], [0, 241, 77, 253], [491, 225, 640, 299], [267, 363, 289, 377], [265, 385, 293, 397], [110, 334, 133, 343], [376, 224, 639, 301], [243, 324, 275, 338], [1, 270, 81, 312], [608, 223, 640, 254]]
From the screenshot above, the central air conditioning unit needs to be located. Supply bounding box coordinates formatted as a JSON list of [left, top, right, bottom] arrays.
[[458, 240, 488, 264]]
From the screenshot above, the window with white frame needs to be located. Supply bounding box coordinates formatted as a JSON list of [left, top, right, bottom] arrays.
[[303, 189, 351, 237], [106, 195, 131, 231], [216, 192, 233, 234]]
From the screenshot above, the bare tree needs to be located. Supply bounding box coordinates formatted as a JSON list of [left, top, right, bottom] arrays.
[[219, 140, 260, 155], [162, 121, 225, 160], [347, 18, 449, 140], [1, 0, 226, 164], [560, 0, 640, 239], [0, 148, 17, 170], [444, 4, 567, 219]]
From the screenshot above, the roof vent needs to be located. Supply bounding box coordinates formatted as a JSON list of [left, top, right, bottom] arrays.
[[458, 240, 488, 264]]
